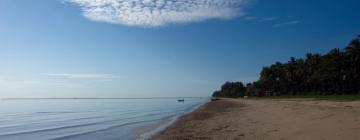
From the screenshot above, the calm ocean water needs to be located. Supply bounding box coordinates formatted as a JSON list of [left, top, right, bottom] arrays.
[[0, 98, 207, 140]]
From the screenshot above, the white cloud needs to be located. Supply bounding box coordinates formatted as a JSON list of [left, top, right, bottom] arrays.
[[243, 16, 277, 22], [0, 74, 117, 97], [43, 73, 115, 79], [67, 0, 250, 27], [272, 20, 301, 28], [0, 79, 77, 90]]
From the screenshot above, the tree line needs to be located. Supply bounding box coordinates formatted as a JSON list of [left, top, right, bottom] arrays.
[[213, 35, 360, 98]]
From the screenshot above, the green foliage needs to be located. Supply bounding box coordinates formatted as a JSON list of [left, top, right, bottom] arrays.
[[213, 35, 360, 98], [212, 82, 246, 98], [256, 36, 360, 96], [248, 95, 360, 101]]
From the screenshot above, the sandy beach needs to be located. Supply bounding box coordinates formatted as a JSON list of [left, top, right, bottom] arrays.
[[152, 98, 360, 140]]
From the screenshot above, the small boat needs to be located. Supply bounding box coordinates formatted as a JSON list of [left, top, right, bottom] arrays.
[[177, 99, 185, 102]]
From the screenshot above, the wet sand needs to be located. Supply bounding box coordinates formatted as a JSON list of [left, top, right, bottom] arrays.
[[152, 98, 360, 140]]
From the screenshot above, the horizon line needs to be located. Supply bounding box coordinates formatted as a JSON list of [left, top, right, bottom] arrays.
[[1, 97, 209, 100]]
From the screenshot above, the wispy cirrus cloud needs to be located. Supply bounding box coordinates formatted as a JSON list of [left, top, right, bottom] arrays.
[[243, 16, 277, 22], [272, 20, 301, 28], [0, 73, 115, 89], [43, 73, 116, 79], [67, 0, 250, 27]]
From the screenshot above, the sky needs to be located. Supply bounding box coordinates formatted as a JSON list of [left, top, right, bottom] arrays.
[[0, 0, 360, 98]]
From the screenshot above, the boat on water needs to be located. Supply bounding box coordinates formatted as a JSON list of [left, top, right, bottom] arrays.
[[177, 99, 185, 102]]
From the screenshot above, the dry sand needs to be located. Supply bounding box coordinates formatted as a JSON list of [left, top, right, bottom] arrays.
[[152, 98, 360, 140]]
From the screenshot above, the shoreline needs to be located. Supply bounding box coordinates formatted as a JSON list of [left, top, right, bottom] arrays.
[[136, 99, 209, 140], [152, 98, 360, 140]]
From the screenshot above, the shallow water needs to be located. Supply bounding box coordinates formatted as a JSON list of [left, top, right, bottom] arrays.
[[0, 98, 207, 140]]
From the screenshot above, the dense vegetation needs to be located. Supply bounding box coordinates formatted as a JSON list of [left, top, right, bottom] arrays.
[[213, 35, 360, 98], [212, 82, 246, 98]]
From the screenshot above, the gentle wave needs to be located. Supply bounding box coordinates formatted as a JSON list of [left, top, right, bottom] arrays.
[[0, 109, 177, 135], [0, 98, 207, 140]]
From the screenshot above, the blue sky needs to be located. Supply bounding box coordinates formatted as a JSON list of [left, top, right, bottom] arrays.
[[0, 0, 359, 98]]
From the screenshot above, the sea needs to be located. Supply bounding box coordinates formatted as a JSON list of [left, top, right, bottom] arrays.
[[0, 98, 207, 140]]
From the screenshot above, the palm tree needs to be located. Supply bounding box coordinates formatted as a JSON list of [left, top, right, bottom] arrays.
[[213, 35, 360, 97], [305, 53, 321, 93], [345, 36, 360, 93]]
